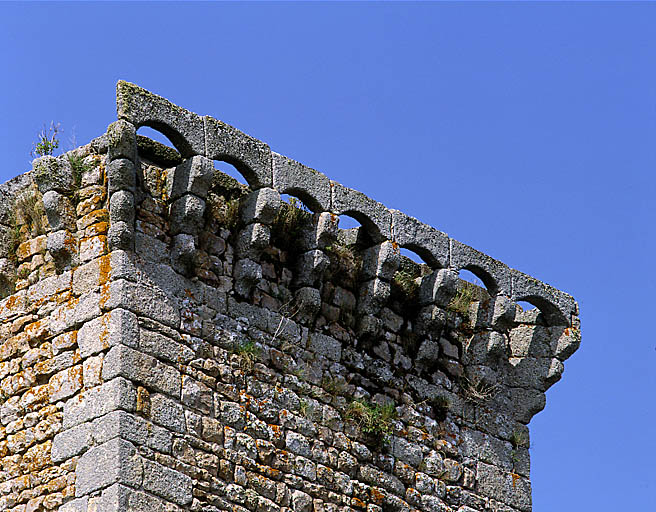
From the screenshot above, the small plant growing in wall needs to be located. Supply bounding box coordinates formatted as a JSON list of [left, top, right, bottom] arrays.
[[510, 429, 530, 450], [345, 398, 398, 448], [461, 376, 499, 405], [31, 122, 61, 158], [447, 281, 477, 319], [207, 192, 241, 230], [271, 197, 312, 252], [231, 340, 261, 372]]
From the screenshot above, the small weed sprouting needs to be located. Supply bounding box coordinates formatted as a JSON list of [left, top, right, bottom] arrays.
[[325, 242, 362, 285], [430, 395, 451, 422], [67, 153, 89, 191], [31, 122, 61, 158], [298, 398, 313, 419], [12, 185, 47, 244], [345, 399, 398, 447], [291, 366, 306, 382], [447, 281, 477, 318], [322, 376, 346, 397], [231, 340, 261, 372], [461, 376, 499, 405], [271, 197, 312, 251], [510, 429, 530, 450], [207, 193, 240, 230]]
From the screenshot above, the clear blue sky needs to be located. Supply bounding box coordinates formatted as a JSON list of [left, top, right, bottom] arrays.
[[1, 2, 654, 509]]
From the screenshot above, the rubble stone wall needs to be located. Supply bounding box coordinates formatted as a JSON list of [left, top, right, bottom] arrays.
[[0, 82, 580, 512]]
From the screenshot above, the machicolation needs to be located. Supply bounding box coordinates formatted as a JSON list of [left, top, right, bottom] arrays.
[[0, 81, 580, 512]]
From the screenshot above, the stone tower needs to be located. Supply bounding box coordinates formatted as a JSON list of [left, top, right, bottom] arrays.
[[0, 82, 580, 512]]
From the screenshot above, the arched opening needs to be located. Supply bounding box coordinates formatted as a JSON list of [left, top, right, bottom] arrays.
[[136, 126, 183, 168], [514, 295, 567, 326], [447, 269, 492, 318], [391, 247, 427, 319], [458, 269, 485, 288], [135, 120, 195, 159], [214, 160, 249, 189], [270, 193, 314, 254], [205, 161, 250, 234], [516, 300, 538, 312], [322, 214, 367, 291]]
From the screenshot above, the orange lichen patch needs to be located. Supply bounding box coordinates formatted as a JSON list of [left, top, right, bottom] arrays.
[[97, 312, 110, 351], [7, 429, 36, 455], [98, 254, 112, 311], [511, 472, 521, 488], [350, 497, 367, 510], [51, 331, 77, 353], [23, 319, 49, 345], [76, 188, 106, 217], [255, 464, 281, 480], [20, 384, 50, 412], [369, 487, 386, 505], [16, 236, 47, 262], [1, 369, 36, 396], [19, 440, 51, 472], [85, 221, 109, 237], [136, 386, 151, 416], [48, 365, 83, 403], [77, 209, 108, 231]]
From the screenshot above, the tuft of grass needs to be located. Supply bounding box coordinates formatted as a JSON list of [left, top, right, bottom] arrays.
[[271, 197, 312, 251], [325, 242, 362, 285], [67, 153, 90, 191], [322, 376, 346, 396], [298, 398, 313, 418], [231, 340, 261, 372], [510, 429, 530, 450], [461, 376, 499, 405], [345, 399, 398, 446], [207, 193, 240, 230], [13, 185, 47, 240], [31, 122, 61, 158], [447, 281, 477, 318]]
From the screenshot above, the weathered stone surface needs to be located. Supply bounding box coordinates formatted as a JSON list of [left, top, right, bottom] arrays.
[[419, 269, 458, 307], [107, 120, 138, 163], [78, 309, 139, 358], [107, 158, 136, 194], [109, 190, 135, 224], [117, 80, 205, 157], [331, 181, 391, 242], [361, 241, 401, 281], [205, 115, 272, 188], [170, 193, 206, 235], [42, 191, 75, 231], [142, 458, 193, 505], [33, 156, 74, 194], [102, 344, 181, 397], [168, 155, 213, 200], [101, 278, 180, 328], [63, 378, 137, 429], [307, 333, 341, 361], [0, 82, 581, 512], [273, 153, 331, 212], [75, 438, 143, 496], [241, 187, 281, 224]]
